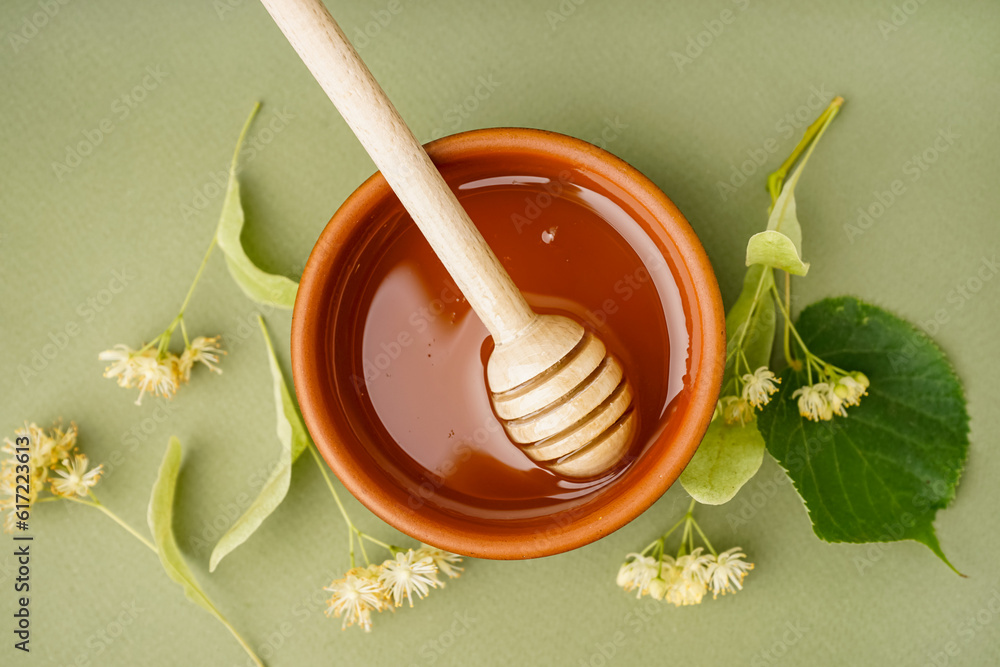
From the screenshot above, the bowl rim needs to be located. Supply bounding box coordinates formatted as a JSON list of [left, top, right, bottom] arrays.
[[291, 127, 725, 559]]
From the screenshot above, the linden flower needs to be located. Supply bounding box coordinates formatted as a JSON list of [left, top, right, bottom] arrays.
[[792, 383, 833, 422], [1, 421, 88, 532], [131, 353, 179, 405], [741, 366, 780, 409], [100, 346, 179, 405], [177, 336, 225, 382], [720, 396, 754, 426], [656, 548, 723, 607], [0, 466, 37, 533], [379, 550, 442, 607], [706, 547, 754, 598], [661, 551, 713, 607], [48, 422, 79, 464], [98, 344, 141, 388], [50, 455, 104, 498], [835, 373, 869, 407], [415, 544, 464, 579], [675, 547, 713, 584], [324, 569, 388, 632], [618, 503, 755, 608], [647, 575, 670, 601], [666, 574, 707, 607], [826, 385, 848, 418], [100, 335, 224, 404], [2, 422, 77, 488], [616, 553, 659, 599]]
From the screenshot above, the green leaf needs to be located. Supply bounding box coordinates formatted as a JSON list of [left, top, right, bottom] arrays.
[[725, 264, 776, 377], [214, 103, 298, 309], [148, 438, 264, 665], [765, 159, 806, 255], [764, 105, 836, 257], [758, 297, 969, 572], [148, 437, 217, 615], [209, 317, 310, 571], [687, 265, 773, 504], [746, 230, 810, 276], [680, 417, 766, 505]]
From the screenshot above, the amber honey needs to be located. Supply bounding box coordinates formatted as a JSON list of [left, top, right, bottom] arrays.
[[330, 167, 690, 521]]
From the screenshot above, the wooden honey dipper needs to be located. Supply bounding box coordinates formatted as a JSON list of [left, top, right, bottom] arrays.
[[262, 0, 637, 478]]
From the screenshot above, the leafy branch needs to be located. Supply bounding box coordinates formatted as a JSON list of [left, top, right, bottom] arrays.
[[681, 96, 969, 572]]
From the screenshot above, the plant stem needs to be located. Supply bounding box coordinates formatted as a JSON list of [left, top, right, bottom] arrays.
[[65, 494, 263, 665], [63, 493, 157, 553], [307, 440, 396, 563], [639, 538, 661, 556], [771, 283, 811, 360], [180, 317, 191, 348], [659, 509, 690, 543], [738, 349, 753, 379], [210, 609, 265, 667], [782, 272, 798, 369], [149, 102, 261, 354], [348, 523, 355, 569], [725, 268, 772, 369], [690, 518, 717, 557], [177, 237, 218, 318], [678, 519, 692, 557], [231, 102, 262, 174], [359, 533, 395, 551], [307, 441, 355, 531], [136, 230, 218, 359], [357, 534, 370, 565]]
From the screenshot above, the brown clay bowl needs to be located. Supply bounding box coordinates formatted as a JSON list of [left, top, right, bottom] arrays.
[[291, 128, 725, 560]]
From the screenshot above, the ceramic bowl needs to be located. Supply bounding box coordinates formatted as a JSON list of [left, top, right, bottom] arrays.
[[291, 128, 725, 559]]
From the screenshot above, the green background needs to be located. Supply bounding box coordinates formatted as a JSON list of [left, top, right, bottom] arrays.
[[2, 0, 999, 664]]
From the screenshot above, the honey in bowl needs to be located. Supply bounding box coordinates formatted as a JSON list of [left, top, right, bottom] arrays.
[[334, 168, 690, 521], [294, 128, 724, 558]]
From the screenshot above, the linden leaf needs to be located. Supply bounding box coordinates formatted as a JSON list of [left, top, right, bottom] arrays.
[[746, 230, 810, 276], [725, 264, 776, 377], [149, 438, 263, 665], [766, 160, 805, 255], [686, 265, 774, 504], [210, 317, 310, 571], [215, 103, 299, 309], [680, 417, 766, 505], [149, 437, 229, 615], [764, 105, 836, 257], [758, 297, 969, 573]]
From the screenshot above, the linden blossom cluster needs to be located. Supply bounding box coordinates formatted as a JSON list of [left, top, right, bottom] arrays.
[[719, 366, 781, 426], [717, 95, 871, 425], [3, 423, 266, 665], [100, 336, 223, 405], [303, 413, 467, 633], [1, 423, 104, 532], [718, 363, 869, 425], [325, 546, 463, 632], [98, 236, 225, 405], [791, 370, 869, 422], [617, 501, 753, 606]]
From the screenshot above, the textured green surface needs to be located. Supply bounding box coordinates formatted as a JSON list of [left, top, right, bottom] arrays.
[[2, 0, 999, 665]]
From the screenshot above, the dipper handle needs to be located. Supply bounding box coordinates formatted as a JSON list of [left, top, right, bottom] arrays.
[[260, 0, 534, 344]]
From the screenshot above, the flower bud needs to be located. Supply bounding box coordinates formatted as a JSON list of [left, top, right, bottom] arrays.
[[616, 562, 631, 587], [647, 577, 669, 600]]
